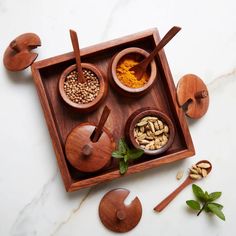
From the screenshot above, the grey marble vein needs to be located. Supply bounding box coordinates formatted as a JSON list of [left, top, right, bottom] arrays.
[[208, 68, 236, 91], [51, 187, 93, 236], [100, 0, 132, 41], [10, 171, 59, 236]]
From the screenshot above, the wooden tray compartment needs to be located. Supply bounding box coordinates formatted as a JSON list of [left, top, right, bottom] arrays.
[[31, 28, 195, 192]]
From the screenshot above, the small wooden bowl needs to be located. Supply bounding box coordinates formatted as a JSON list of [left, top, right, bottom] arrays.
[[59, 63, 108, 112], [125, 107, 175, 156], [109, 47, 157, 96]]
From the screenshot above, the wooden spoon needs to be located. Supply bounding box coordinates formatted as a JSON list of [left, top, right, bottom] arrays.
[[129, 26, 181, 81], [69, 29, 86, 83], [153, 160, 212, 212], [91, 105, 111, 142]]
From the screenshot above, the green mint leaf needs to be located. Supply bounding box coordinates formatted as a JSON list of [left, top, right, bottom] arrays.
[[208, 192, 222, 202], [119, 160, 128, 175], [118, 138, 128, 154], [204, 191, 210, 201], [192, 184, 206, 201], [124, 154, 128, 162], [205, 203, 223, 212], [186, 200, 201, 210], [127, 148, 144, 160], [208, 203, 226, 221], [112, 151, 124, 158]]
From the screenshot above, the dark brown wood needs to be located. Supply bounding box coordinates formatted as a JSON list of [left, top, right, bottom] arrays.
[[177, 74, 209, 119], [109, 47, 157, 96], [3, 33, 41, 71], [99, 188, 142, 233], [125, 107, 175, 155], [65, 122, 115, 173], [58, 63, 108, 112], [69, 29, 86, 83], [91, 105, 110, 142], [31, 28, 195, 192], [130, 26, 181, 80], [154, 160, 212, 212]]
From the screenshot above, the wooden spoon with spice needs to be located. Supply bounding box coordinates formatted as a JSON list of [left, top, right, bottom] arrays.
[[129, 26, 181, 81], [69, 29, 86, 83], [153, 160, 212, 212]]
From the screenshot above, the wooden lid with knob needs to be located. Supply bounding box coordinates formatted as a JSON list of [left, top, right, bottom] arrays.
[[99, 188, 142, 233], [177, 74, 209, 119], [65, 122, 114, 173], [65, 106, 115, 173], [3, 33, 41, 71]]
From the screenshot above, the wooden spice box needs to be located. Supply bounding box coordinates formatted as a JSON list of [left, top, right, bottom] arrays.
[[31, 28, 195, 192]]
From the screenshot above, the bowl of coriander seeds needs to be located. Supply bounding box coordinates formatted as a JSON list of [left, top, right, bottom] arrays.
[[125, 107, 175, 155], [59, 63, 108, 112]]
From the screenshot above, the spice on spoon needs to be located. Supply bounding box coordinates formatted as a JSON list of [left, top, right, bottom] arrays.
[[64, 68, 100, 104], [116, 57, 149, 88], [189, 162, 211, 180]]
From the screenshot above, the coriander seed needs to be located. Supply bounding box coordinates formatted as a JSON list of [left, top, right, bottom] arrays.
[[63, 69, 100, 104]]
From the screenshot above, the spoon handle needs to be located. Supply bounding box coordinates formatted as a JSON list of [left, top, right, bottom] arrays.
[[143, 26, 181, 68], [154, 177, 193, 212], [91, 106, 110, 142], [69, 29, 85, 83]]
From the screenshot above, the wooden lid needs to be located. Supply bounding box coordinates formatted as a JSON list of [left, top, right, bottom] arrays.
[[99, 188, 142, 233], [177, 74, 209, 119], [65, 122, 114, 173], [3, 33, 41, 71]]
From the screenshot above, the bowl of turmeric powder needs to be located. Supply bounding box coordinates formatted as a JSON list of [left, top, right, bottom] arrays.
[[109, 47, 157, 96]]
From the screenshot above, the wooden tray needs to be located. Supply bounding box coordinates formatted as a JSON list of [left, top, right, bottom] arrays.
[[31, 28, 195, 192]]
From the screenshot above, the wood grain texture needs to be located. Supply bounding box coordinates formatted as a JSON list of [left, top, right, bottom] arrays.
[[31, 28, 195, 192], [130, 26, 181, 81], [69, 29, 86, 83], [99, 188, 142, 233], [91, 105, 110, 142], [109, 47, 157, 96], [177, 74, 209, 119], [154, 160, 212, 212], [65, 123, 114, 173], [4, 33, 41, 71], [58, 63, 108, 112], [125, 107, 175, 155]]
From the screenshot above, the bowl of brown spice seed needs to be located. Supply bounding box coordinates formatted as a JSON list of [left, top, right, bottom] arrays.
[[59, 63, 108, 112], [125, 107, 175, 156]]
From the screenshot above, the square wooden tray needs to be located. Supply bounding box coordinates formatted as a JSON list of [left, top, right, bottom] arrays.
[[31, 28, 195, 192]]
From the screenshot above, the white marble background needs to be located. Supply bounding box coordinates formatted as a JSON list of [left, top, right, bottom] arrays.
[[0, 0, 236, 235]]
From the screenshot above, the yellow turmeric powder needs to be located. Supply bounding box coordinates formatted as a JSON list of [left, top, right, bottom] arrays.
[[116, 58, 149, 88]]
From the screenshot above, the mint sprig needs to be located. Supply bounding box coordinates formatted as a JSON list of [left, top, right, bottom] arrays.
[[112, 138, 144, 175], [186, 184, 225, 221]]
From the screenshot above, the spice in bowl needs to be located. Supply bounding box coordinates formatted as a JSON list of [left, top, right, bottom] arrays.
[[116, 57, 149, 88], [63, 69, 100, 104], [134, 116, 169, 150]]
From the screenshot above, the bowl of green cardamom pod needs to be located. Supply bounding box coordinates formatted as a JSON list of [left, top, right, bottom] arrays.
[[125, 107, 175, 156]]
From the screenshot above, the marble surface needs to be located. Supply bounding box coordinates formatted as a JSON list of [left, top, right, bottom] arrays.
[[1, 0, 236, 235]]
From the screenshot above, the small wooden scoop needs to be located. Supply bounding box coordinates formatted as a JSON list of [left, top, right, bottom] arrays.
[[91, 105, 111, 142], [129, 26, 181, 81], [69, 29, 86, 83], [154, 160, 212, 212]]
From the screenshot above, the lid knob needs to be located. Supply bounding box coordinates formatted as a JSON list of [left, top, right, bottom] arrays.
[[177, 74, 209, 119], [3, 33, 41, 71]]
